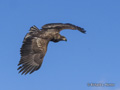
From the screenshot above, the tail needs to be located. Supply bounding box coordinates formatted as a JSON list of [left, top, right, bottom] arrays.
[[29, 25, 39, 32]]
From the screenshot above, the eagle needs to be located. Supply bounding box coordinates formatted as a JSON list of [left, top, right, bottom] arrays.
[[18, 23, 86, 75]]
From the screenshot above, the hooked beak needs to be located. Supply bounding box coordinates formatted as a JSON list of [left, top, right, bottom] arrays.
[[62, 38, 67, 41]]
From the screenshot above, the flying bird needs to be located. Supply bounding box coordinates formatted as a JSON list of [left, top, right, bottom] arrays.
[[18, 23, 86, 75]]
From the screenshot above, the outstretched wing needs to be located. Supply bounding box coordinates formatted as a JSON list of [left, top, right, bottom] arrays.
[[18, 26, 48, 75], [42, 23, 86, 33]]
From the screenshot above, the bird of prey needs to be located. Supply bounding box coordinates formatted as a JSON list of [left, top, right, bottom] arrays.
[[18, 23, 86, 75]]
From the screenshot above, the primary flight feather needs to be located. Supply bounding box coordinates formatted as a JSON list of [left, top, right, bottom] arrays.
[[18, 23, 86, 75]]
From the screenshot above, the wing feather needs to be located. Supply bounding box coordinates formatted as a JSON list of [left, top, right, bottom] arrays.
[[18, 26, 48, 75], [42, 23, 86, 33]]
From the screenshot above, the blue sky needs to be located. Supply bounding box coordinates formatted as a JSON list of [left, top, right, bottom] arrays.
[[0, 0, 120, 90]]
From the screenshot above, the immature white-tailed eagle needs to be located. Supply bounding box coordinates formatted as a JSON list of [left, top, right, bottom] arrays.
[[18, 23, 86, 75]]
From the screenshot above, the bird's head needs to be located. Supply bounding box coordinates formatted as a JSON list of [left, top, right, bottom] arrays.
[[52, 34, 67, 42]]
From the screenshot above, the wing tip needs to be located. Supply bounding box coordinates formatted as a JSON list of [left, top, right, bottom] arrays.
[[17, 64, 40, 75], [76, 27, 86, 34]]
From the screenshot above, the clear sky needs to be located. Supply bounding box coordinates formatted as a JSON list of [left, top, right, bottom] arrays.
[[0, 0, 120, 90]]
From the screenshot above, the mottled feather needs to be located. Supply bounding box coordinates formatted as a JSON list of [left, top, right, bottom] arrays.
[[18, 26, 48, 75]]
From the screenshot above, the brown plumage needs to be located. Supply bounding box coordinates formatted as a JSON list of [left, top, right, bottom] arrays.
[[18, 23, 86, 75]]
